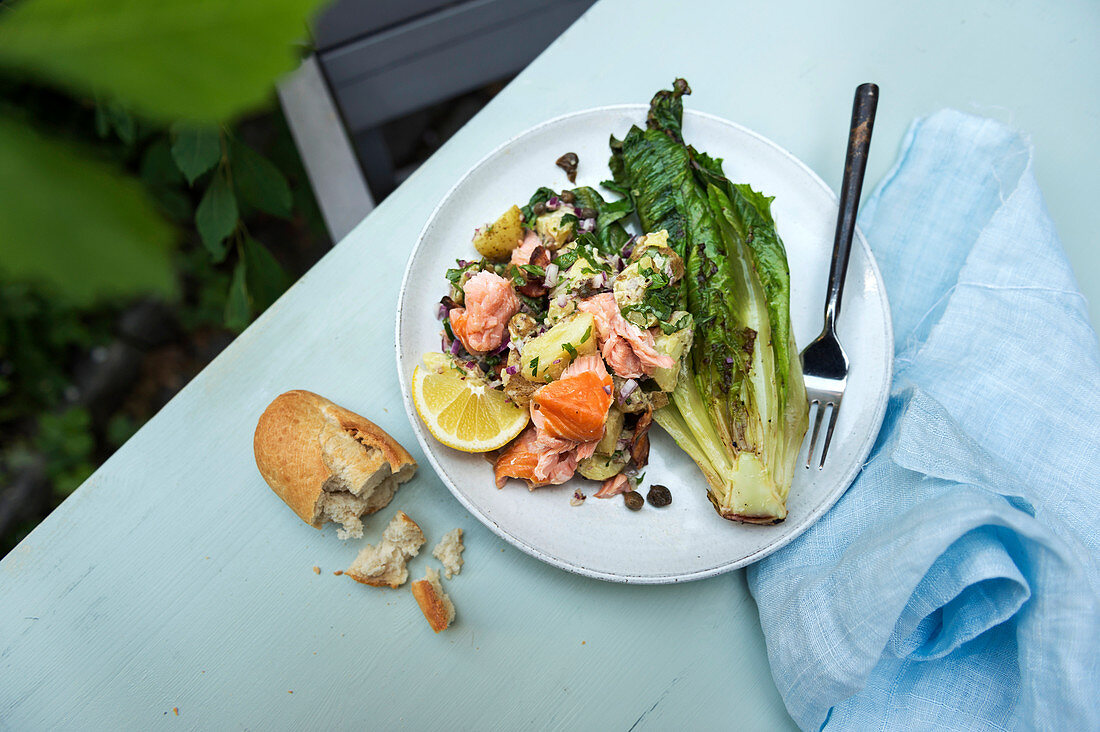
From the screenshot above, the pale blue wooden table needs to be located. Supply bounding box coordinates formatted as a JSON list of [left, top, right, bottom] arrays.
[[3, 1, 1097, 729]]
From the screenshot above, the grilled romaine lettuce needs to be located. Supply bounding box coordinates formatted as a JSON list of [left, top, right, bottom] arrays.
[[610, 79, 808, 523]]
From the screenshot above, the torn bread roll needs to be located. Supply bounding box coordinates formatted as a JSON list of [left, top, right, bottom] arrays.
[[432, 528, 464, 579], [254, 390, 416, 539], [346, 511, 425, 587], [411, 567, 455, 632]]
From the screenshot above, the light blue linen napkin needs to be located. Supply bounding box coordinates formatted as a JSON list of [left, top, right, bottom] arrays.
[[747, 110, 1100, 731]]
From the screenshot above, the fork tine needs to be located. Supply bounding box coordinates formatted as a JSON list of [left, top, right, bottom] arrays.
[[805, 400, 824, 468], [818, 402, 839, 469]]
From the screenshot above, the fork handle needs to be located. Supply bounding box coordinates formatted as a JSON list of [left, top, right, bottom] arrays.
[[824, 83, 878, 332]]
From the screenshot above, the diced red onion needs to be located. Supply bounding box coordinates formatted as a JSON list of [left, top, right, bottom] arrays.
[[556, 295, 568, 308], [506, 366, 518, 375], [490, 333, 510, 356], [620, 379, 638, 399], [725, 357, 734, 364], [450, 339, 463, 356], [547, 196, 560, 210], [544, 263, 560, 288], [622, 236, 637, 258], [579, 218, 595, 233], [437, 303, 448, 320], [590, 273, 606, 289], [603, 385, 612, 395], [466, 361, 476, 369]]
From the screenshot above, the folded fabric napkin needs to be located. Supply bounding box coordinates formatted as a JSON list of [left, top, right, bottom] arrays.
[[747, 110, 1100, 730]]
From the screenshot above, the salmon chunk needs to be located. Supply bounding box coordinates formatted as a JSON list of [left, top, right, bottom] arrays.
[[494, 427, 593, 489], [451, 271, 519, 353], [577, 294, 674, 378], [530, 355, 613, 442]]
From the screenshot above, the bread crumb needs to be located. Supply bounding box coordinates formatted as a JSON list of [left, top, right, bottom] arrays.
[[410, 567, 455, 632], [432, 528, 465, 579], [333, 570, 343, 576], [173, 708, 179, 716], [345, 511, 425, 587], [312, 566, 320, 575], [288, 690, 293, 694]]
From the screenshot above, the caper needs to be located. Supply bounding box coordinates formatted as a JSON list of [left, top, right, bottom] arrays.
[[533, 201, 547, 215], [578, 207, 598, 220], [560, 190, 575, 204], [624, 491, 644, 511], [646, 484, 672, 507]]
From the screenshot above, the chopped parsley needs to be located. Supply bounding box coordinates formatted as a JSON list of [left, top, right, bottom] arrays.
[[562, 342, 578, 358], [552, 250, 578, 270], [581, 325, 592, 343], [529, 356, 540, 373]]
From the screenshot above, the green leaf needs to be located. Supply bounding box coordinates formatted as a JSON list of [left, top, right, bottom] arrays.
[[0, 0, 328, 121], [171, 124, 222, 184], [0, 118, 175, 302], [105, 101, 135, 146], [195, 170, 238, 261], [242, 236, 290, 311], [224, 257, 251, 332], [229, 139, 292, 217], [141, 138, 185, 187]]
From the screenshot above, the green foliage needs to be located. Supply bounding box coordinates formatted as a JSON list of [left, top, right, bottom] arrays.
[[0, 0, 324, 302], [0, 284, 114, 424], [0, 0, 326, 122], [242, 236, 291, 311], [224, 258, 252, 332], [34, 408, 95, 496], [170, 124, 222, 184], [0, 116, 176, 303], [195, 169, 239, 261], [230, 139, 292, 218]]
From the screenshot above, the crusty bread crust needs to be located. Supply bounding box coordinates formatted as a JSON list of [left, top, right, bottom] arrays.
[[411, 569, 454, 632], [253, 390, 416, 528]]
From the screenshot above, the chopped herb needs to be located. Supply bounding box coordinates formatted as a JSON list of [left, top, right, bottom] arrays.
[[529, 356, 539, 373], [505, 264, 526, 287], [519, 293, 548, 320], [443, 319, 455, 341], [520, 264, 546, 279], [581, 325, 592, 343], [552, 250, 579, 270], [562, 342, 578, 358]]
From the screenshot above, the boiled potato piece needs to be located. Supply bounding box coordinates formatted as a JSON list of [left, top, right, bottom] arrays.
[[535, 207, 576, 249], [595, 407, 625, 454], [577, 453, 627, 481], [652, 315, 693, 392], [519, 312, 596, 382], [473, 205, 523, 261]]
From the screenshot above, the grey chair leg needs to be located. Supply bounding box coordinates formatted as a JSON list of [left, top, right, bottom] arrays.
[[277, 55, 375, 242]]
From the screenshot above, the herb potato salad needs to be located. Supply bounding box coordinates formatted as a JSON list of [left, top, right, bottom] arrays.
[[412, 79, 808, 523]]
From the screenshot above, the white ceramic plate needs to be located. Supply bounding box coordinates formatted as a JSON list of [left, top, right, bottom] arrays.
[[396, 106, 892, 583]]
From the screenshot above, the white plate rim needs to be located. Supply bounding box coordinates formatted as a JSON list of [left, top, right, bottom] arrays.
[[395, 104, 893, 583]]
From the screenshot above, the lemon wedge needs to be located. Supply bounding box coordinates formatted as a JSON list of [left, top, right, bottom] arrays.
[[412, 352, 529, 452]]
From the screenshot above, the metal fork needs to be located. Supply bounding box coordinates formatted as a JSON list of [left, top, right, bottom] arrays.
[[801, 83, 879, 469]]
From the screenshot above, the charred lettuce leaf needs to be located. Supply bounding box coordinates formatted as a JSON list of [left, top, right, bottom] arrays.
[[612, 79, 808, 523]]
